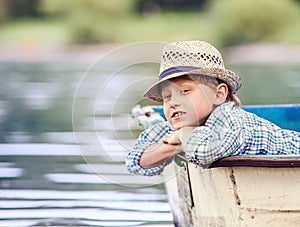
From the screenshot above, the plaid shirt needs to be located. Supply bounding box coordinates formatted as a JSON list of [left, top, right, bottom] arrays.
[[126, 102, 300, 176]]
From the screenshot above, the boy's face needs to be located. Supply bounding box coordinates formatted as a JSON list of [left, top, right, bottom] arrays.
[[161, 78, 217, 130]]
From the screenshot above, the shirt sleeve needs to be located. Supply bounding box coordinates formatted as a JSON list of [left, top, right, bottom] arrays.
[[185, 106, 246, 168], [126, 122, 174, 176]]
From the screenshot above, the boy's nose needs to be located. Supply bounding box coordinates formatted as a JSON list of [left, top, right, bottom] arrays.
[[169, 97, 180, 108]]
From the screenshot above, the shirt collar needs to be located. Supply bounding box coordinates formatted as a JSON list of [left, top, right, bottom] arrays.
[[205, 102, 235, 127]]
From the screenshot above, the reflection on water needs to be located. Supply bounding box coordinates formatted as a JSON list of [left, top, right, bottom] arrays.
[[0, 62, 173, 226], [0, 61, 299, 226]]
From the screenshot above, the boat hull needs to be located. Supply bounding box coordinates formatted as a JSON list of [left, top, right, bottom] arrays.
[[164, 160, 300, 226]]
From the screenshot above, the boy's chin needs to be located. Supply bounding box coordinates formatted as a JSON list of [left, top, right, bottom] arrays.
[[171, 123, 183, 130], [172, 123, 199, 130]]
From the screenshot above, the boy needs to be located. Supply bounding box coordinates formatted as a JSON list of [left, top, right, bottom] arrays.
[[126, 40, 300, 176]]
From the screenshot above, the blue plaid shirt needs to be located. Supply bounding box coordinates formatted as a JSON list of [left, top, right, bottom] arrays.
[[126, 102, 300, 176]]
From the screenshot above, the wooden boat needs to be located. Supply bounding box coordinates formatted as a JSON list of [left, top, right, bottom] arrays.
[[132, 104, 300, 226]]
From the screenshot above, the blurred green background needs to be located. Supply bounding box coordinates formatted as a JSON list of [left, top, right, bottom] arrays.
[[0, 0, 300, 46]]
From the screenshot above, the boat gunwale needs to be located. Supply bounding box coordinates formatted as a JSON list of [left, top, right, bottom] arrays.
[[176, 154, 300, 168]]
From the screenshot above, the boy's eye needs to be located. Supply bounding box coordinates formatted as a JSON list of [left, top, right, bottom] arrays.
[[181, 89, 190, 94], [163, 94, 171, 101]]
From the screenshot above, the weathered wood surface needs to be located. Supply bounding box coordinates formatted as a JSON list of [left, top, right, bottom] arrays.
[[164, 157, 300, 227], [164, 163, 193, 226]]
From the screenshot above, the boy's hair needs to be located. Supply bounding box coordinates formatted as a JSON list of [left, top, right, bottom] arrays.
[[163, 74, 241, 107]]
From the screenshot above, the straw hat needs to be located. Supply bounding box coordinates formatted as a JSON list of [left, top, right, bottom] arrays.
[[144, 40, 242, 102]]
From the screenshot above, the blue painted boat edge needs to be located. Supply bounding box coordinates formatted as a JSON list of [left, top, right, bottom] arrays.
[[242, 103, 300, 108], [242, 104, 300, 131], [152, 104, 300, 132]]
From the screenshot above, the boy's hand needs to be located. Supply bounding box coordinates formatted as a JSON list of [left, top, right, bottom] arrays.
[[162, 131, 181, 145], [163, 126, 196, 145]]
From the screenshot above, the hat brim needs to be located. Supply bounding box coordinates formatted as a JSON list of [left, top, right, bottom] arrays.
[[143, 67, 242, 102]]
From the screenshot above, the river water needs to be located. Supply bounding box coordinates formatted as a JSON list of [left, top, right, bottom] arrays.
[[0, 55, 174, 226], [0, 45, 300, 226]]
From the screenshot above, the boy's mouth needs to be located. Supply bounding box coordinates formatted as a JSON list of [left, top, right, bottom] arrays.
[[171, 111, 186, 118]]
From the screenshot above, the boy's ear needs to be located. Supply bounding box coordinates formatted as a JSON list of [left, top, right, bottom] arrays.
[[214, 83, 228, 105]]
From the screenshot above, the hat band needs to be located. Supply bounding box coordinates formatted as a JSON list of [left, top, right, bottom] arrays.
[[159, 66, 200, 79]]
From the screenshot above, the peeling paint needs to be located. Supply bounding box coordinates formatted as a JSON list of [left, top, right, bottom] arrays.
[[230, 168, 241, 206], [186, 163, 195, 208]]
